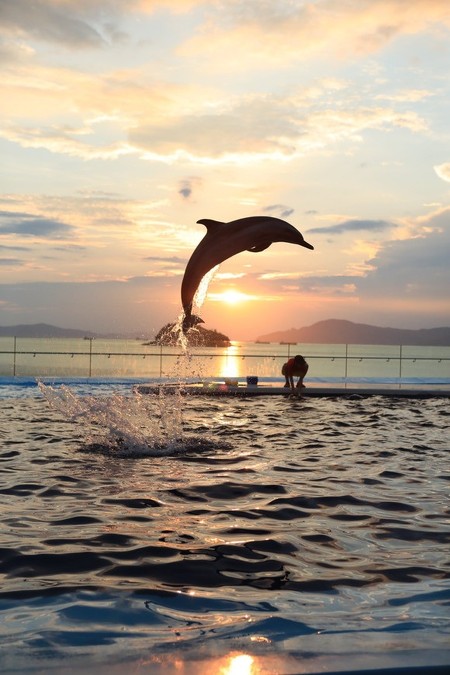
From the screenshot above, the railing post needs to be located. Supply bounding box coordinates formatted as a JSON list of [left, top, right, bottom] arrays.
[[13, 336, 17, 377], [399, 344, 402, 383], [344, 343, 348, 381], [88, 337, 93, 377]]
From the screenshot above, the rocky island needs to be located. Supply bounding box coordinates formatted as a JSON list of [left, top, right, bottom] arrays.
[[148, 323, 231, 347]]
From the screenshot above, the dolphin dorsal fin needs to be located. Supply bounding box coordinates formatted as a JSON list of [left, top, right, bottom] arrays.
[[197, 218, 225, 231]]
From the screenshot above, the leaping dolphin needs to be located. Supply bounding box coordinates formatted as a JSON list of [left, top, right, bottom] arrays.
[[181, 215, 314, 331]]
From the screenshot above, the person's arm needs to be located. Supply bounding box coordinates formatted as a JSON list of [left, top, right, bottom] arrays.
[[285, 359, 296, 391]]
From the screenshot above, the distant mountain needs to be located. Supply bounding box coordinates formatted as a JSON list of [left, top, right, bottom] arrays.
[[0, 323, 98, 338], [256, 319, 450, 346]]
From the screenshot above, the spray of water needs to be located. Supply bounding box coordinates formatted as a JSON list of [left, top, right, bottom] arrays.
[[38, 265, 226, 457], [193, 265, 219, 309], [38, 382, 188, 456], [171, 263, 220, 375], [171, 264, 220, 352], [39, 381, 231, 457]]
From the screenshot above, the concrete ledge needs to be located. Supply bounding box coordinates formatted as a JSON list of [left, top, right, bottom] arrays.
[[135, 383, 450, 398]]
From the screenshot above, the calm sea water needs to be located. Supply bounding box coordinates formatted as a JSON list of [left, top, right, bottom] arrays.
[[1, 337, 450, 383], [0, 369, 449, 674]]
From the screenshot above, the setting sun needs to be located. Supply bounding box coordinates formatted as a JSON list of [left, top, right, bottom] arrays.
[[210, 289, 254, 305]]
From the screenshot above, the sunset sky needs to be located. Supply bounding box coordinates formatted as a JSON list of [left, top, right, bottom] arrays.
[[1, 0, 450, 340]]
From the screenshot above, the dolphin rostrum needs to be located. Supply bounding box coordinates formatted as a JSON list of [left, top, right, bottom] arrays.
[[181, 215, 314, 331]]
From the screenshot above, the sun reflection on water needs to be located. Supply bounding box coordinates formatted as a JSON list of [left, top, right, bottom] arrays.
[[220, 654, 255, 675], [219, 344, 241, 378], [140, 651, 286, 675]]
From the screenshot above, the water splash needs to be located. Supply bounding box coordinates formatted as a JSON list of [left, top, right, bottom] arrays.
[[193, 264, 219, 309], [37, 267, 226, 457], [168, 263, 221, 374], [173, 264, 220, 352], [38, 378, 231, 458], [37, 382, 197, 457]]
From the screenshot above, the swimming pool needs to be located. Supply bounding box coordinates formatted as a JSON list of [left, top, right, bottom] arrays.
[[0, 384, 448, 673]]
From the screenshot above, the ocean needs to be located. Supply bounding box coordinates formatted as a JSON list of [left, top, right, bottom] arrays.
[[0, 343, 449, 674], [1, 337, 449, 384]]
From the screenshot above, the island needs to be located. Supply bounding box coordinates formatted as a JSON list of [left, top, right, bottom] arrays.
[[146, 323, 231, 347]]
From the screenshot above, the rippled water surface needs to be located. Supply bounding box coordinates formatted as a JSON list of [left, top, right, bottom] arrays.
[[0, 387, 449, 674]]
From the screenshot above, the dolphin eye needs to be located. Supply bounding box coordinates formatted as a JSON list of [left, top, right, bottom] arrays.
[[247, 242, 271, 253]]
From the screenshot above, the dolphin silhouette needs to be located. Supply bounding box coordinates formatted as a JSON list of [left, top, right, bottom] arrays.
[[181, 215, 314, 331]]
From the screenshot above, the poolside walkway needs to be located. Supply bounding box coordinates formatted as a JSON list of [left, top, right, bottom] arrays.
[[135, 382, 450, 398]]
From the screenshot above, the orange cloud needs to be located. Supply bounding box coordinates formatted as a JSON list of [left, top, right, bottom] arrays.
[[180, 0, 450, 67]]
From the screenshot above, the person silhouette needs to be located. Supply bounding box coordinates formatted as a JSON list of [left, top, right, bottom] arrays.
[[282, 354, 309, 390]]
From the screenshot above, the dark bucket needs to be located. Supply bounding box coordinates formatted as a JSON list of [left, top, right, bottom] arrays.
[[246, 376, 258, 386]]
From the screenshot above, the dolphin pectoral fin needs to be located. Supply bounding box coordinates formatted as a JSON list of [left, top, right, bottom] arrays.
[[247, 243, 271, 253], [197, 219, 225, 231]]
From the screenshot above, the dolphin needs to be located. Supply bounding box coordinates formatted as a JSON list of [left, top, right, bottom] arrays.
[[181, 215, 314, 331]]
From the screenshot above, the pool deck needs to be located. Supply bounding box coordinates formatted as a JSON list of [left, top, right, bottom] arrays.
[[135, 382, 450, 398]]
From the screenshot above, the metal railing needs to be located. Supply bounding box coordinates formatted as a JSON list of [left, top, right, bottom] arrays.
[[1, 337, 449, 382]]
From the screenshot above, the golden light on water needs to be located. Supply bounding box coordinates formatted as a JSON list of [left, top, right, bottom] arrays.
[[134, 650, 304, 674], [219, 344, 241, 378], [220, 654, 255, 675]]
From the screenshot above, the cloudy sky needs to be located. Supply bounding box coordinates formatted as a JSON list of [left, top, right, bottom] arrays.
[[1, 0, 450, 339]]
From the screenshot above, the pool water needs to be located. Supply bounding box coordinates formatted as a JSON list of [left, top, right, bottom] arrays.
[[0, 386, 449, 673]]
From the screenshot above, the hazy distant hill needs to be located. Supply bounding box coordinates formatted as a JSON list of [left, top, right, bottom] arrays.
[[257, 319, 450, 346], [2, 320, 450, 345], [0, 323, 97, 338]]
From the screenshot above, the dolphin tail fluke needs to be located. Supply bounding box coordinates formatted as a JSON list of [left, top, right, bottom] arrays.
[[182, 313, 205, 333]]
